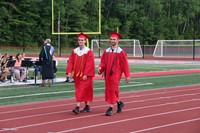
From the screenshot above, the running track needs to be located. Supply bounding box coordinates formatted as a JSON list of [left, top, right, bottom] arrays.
[[0, 84, 200, 133]]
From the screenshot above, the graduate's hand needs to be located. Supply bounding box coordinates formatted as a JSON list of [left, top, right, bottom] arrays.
[[83, 75, 87, 80], [125, 77, 130, 83], [67, 73, 72, 78], [98, 67, 101, 75]]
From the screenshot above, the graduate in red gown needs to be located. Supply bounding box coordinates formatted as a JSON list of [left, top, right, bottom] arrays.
[[66, 33, 95, 114], [98, 32, 130, 116]]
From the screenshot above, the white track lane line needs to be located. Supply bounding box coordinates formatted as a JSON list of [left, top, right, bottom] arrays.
[[48, 107, 200, 133], [130, 118, 200, 133], [0, 99, 199, 132], [1, 87, 200, 115], [1, 92, 200, 122], [0, 83, 153, 100], [1, 83, 200, 110]]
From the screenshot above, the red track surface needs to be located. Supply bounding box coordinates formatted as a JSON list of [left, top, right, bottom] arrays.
[[0, 84, 200, 133]]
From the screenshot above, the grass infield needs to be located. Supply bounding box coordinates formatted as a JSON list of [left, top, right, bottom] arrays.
[[0, 60, 200, 106]]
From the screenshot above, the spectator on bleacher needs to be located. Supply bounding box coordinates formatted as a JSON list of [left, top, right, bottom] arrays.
[[1, 53, 9, 67], [21, 52, 26, 60], [11, 53, 28, 82], [0, 53, 10, 82], [39, 38, 54, 87]]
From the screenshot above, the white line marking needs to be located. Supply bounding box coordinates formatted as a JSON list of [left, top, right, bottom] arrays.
[[0, 90, 74, 100], [1, 92, 200, 122], [1, 82, 200, 109], [0, 99, 199, 132], [0, 83, 153, 100], [135, 72, 200, 80], [130, 118, 200, 133], [1, 86, 200, 115], [49, 107, 200, 133], [1, 128, 17, 131]]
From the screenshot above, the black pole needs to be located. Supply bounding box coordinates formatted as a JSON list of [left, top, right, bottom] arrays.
[[22, 2, 25, 53], [59, 36, 61, 57], [193, 15, 196, 60], [142, 18, 145, 59], [23, 24, 25, 53]]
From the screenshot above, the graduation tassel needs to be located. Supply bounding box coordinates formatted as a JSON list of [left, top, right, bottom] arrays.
[[79, 72, 82, 77], [76, 71, 80, 77], [86, 39, 89, 47], [72, 54, 77, 77], [78, 52, 84, 77]]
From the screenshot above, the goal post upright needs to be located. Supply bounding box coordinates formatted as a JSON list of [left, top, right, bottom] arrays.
[[52, 0, 101, 56], [133, 40, 136, 57], [161, 40, 163, 57], [91, 39, 143, 57]]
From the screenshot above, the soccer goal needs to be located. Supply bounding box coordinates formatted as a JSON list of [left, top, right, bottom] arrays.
[[153, 40, 200, 58], [91, 39, 143, 57]]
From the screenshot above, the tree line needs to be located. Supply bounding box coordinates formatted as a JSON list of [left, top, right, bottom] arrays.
[[0, 0, 200, 48]]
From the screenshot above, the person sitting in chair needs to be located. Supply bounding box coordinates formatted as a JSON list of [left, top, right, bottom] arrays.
[[0, 53, 10, 82], [11, 53, 28, 82]]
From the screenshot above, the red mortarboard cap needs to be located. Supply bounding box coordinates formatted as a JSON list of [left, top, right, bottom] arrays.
[[77, 33, 89, 39], [110, 32, 122, 38]]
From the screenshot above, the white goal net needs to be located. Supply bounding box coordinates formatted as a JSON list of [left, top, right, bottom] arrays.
[[91, 39, 143, 57], [153, 40, 200, 58]]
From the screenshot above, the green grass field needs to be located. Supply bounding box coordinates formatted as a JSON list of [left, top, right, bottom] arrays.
[[1, 59, 200, 106]]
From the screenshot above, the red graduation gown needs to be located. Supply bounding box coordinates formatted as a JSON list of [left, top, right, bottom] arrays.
[[99, 47, 130, 104], [66, 47, 95, 102]]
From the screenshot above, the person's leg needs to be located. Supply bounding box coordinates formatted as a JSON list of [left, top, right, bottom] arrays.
[[10, 69, 15, 82], [80, 101, 91, 112], [40, 80, 45, 86], [0, 68, 9, 80], [48, 79, 52, 87], [4, 68, 9, 80], [116, 100, 124, 113], [72, 102, 80, 114], [0, 71, 6, 82], [14, 69, 21, 81], [21, 68, 28, 81], [105, 104, 114, 116]]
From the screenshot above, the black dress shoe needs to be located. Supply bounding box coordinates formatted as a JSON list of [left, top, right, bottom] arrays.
[[117, 101, 124, 113], [72, 106, 80, 114], [22, 79, 27, 82], [105, 107, 113, 116], [80, 105, 91, 112]]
